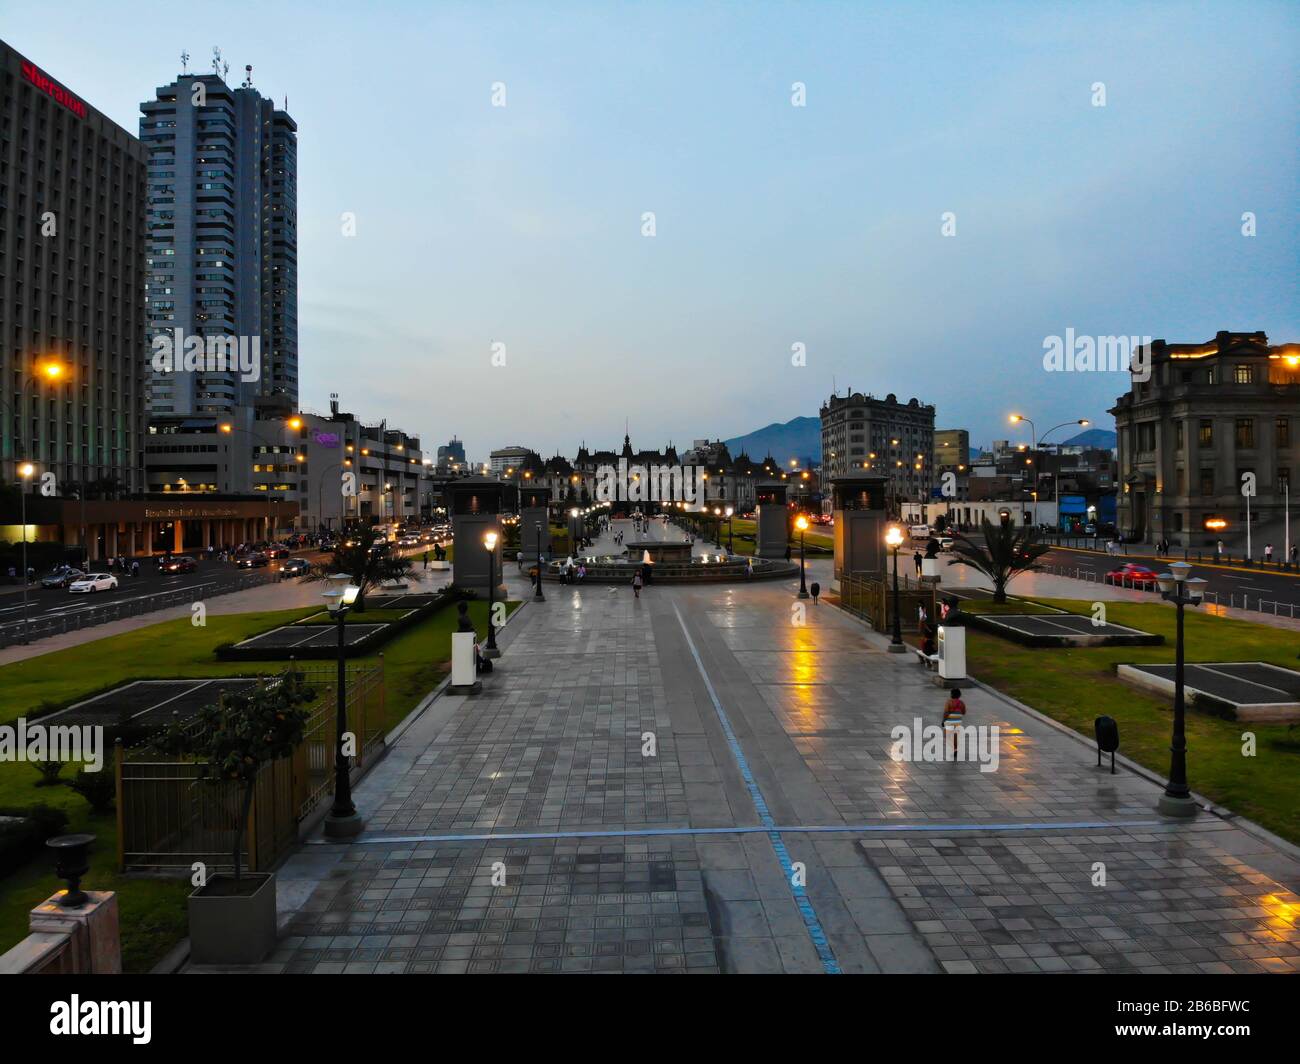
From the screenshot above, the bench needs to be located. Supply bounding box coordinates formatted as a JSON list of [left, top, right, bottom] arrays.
[[911, 645, 939, 670]]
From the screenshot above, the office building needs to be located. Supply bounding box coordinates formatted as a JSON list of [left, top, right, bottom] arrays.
[[820, 390, 935, 508], [0, 40, 148, 495]]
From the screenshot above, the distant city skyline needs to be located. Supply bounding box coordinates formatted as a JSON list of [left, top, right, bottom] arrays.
[[4, 0, 1296, 463]]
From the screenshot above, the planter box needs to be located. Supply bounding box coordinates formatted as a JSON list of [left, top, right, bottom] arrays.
[[188, 872, 277, 965]]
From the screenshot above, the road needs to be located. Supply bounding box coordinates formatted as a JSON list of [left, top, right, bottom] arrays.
[[1037, 545, 1300, 613]]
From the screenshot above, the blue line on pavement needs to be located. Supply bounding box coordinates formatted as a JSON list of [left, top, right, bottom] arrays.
[[312, 819, 1163, 846], [670, 602, 843, 975]]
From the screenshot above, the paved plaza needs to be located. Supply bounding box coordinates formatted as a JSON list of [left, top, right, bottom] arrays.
[[219, 520, 1300, 975]]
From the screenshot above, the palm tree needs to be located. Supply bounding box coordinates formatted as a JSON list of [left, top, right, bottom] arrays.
[[947, 515, 1050, 603], [307, 525, 413, 612]]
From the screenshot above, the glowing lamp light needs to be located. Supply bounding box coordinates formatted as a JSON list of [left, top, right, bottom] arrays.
[[794, 515, 809, 532], [1204, 517, 1228, 531], [19, 462, 36, 478], [288, 417, 303, 430], [885, 525, 904, 548], [483, 531, 498, 551]]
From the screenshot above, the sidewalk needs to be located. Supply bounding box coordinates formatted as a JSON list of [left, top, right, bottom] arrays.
[[206, 571, 1300, 974]]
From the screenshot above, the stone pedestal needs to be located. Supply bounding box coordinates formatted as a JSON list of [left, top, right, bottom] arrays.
[[451, 513, 507, 599], [755, 484, 790, 559], [830, 475, 889, 593], [27, 890, 121, 973], [519, 506, 551, 564]]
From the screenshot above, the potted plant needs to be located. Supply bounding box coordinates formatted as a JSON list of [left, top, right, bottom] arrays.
[[153, 671, 315, 965]]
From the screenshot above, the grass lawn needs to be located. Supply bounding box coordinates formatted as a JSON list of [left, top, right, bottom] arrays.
[[0, 596, 517, 970], [957, 597, 1300, 845]]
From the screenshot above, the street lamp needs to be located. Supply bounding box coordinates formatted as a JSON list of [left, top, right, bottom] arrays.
[[885, 524, 906, 653], [322, 573, 363, 838], [533, 520, 546, 602], [483, 529, 500, 657], [725, 505, 734, 552], [794, 514, 810, 598], [1155, 562, 1206, 818], [18, 462, 35, 645]]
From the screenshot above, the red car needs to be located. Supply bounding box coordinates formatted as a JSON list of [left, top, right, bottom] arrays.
[[1104, 563, 1160, 589]]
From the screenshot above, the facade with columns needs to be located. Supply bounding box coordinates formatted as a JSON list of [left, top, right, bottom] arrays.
[[1, 495, 296, 562]]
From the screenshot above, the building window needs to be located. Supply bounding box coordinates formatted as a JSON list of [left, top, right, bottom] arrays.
[[1277, 417, 1291, 449], [1175, 512, 1184, 532], [1198, 419, 1213, 447], [1199, 469, 1214, 496], [1175, 467, 1186, 495], [1234, 418, 1254, 449], [1206, 366, 1217, 385], [1233, 364, 1253, 384], [1175, 420, 1184, 450]]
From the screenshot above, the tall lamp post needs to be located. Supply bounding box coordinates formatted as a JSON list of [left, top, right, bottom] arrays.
[[17, 462, 35, 645], [795, 514, 809, 598], [483, 530, 500, 657], [886, 524, 906, 653], [1009, 414, 1090, 528], [323, 574, 363, 838], [533, 520, 546, 602], [1155, 562, 1206, 817], [725, 505, 734, 553]]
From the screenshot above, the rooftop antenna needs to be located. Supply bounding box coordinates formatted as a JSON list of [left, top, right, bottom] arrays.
[[211, 47, 222, 78], [242, 64, 253, 89], [180, 51, 190, 75]]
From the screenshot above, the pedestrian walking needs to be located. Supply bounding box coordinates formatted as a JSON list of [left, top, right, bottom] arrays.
[[632, 570, 642, 599], [422, 550, 429, 569], [913, 549, 923, 576], [131, 560, 140, 578], [810, 580, 820, 604], [1217, 539, 1225, 558], [941, 687, 967, 761], [1264, 542, 1274, 563]]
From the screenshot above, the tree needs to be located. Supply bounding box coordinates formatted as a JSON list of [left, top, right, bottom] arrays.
[[153, 672, 315, 880], [946, 515, 1051, 603], [308, 524, 413, 612]]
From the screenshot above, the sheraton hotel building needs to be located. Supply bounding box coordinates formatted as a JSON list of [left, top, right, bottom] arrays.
[[1, 39, 294, 558]]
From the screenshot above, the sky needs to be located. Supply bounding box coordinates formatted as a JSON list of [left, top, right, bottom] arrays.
[[5, 0, 1297, 464]]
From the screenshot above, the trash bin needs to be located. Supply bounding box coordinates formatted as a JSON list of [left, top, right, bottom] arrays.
[[1094, 715, 1119, 773]]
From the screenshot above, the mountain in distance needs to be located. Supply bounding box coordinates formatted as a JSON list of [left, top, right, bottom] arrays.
[[1061, 427, 1117, 449], [723, 416, 821, 466]]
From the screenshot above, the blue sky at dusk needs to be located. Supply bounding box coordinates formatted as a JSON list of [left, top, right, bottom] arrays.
[[5, 1, 1297, 462]]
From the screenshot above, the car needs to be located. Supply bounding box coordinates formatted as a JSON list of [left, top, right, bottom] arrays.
[[159, 555, 197, 574], [399, 535, 421, 548], [1104, 563, 1160, 589], [1083, 523, 1098, 535], [264, 544, 290, 559], [236, 552, 269, 569], [937, 536, 955, 552], [909, 524, 931, 540], [41, 566, 85, 589], [68, 573, 117, 594], [279, 557, 311, 577]]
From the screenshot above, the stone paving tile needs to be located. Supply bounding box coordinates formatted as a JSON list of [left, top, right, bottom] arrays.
[[862, 830, 1300, 974]]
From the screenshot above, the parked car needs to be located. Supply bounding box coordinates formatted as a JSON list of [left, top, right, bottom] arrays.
[[1104, 563, 1160, 589], [1083, 523, 1098, 535], [236, 552, 269, 569], [41, 566, 85, 589], [68, 572, 118, 594], [279, 557, 311, 577], [160, 555, 197, 574]]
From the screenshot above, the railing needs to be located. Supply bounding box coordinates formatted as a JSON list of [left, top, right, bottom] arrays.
[[1040, 534, 1299, 570], [116, 660, 386, 873], [1030, 563, 1300, 618], [838, 572, 936, 633], [0, 572, 274, 649]]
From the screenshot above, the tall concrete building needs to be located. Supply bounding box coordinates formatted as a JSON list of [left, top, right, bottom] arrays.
[[0, 40, 148, 494], [1111, 331, 1299, 548], [140, 62, 297, 420], [820, 391, 935, 508]]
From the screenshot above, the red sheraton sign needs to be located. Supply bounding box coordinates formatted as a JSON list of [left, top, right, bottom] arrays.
[[20, 60, 87, 119]]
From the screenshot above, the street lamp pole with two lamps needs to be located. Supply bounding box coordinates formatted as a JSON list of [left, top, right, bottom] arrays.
[[322, 573, 363, 838], [1155, 562, 1207, 818]]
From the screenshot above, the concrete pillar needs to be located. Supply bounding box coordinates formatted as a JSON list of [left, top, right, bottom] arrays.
[[203, 520, 212, 549], [173, 521, 184, 554]]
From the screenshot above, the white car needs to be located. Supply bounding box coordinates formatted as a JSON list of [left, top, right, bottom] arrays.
[[68, 573, 118, 594], [909, 524, 931, 540]]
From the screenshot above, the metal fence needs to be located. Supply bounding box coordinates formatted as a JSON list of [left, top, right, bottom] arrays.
[[116, 660, 386, 873], [1040, 535, 1298, 571], [838, 572, 936, 633], [0, 572, 274, 649]]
